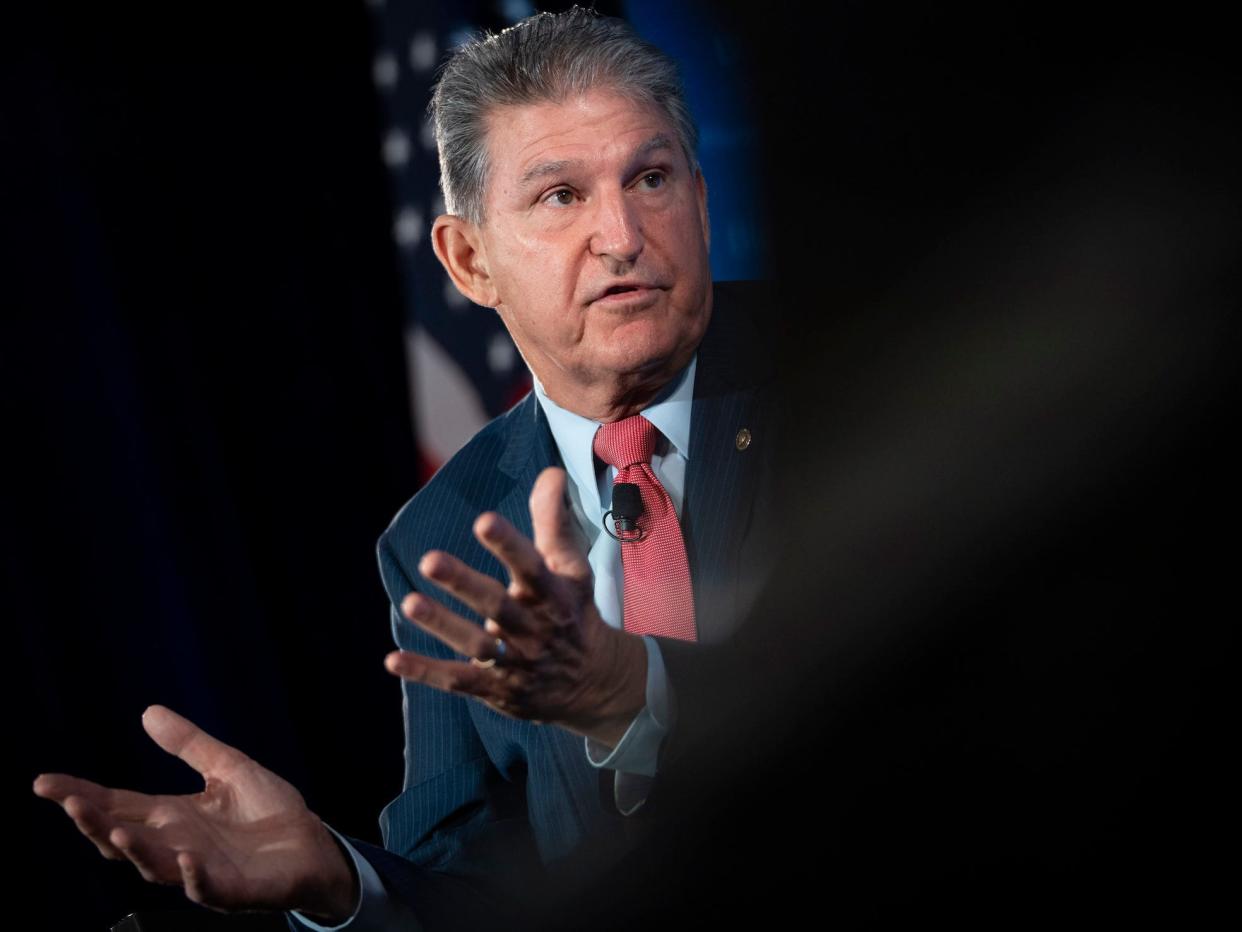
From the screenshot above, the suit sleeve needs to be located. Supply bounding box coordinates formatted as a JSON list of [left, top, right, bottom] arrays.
[[287, 826, 421, 931], [284, 536, 546, 930]]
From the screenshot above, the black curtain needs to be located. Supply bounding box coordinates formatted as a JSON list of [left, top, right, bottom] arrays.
[[6, 5, 419, 928]]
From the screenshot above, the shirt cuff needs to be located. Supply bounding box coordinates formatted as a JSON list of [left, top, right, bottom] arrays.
[[584, 636, 675, 778], [288, 824, 416, 931]]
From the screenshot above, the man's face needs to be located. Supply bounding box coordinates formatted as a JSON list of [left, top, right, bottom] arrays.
[[472, 88, 712, 413]]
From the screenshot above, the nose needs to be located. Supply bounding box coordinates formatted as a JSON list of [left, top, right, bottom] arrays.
[[589, 187, 644, 266]]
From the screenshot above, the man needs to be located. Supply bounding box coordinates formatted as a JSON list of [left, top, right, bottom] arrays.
[[33, 9, 778, 929]]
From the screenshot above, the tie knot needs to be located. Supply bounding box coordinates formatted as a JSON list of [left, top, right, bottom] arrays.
[[593, 414, 659, 469]]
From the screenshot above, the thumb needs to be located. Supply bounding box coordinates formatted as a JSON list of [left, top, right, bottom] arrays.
[[530, 467, 591, 580], [142, 705, 247, 778]]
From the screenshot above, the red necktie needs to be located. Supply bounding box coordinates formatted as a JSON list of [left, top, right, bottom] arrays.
[[593, 415, 697, 642]]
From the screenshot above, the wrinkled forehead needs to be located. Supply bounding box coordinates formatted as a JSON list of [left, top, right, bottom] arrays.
[[479, 88, 685, 209]]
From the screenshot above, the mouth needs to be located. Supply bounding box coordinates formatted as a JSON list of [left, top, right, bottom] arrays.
[[590, 282, 664, 304]]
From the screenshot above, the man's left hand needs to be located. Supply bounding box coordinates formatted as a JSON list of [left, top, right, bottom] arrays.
[[385, 467, 648, 749]]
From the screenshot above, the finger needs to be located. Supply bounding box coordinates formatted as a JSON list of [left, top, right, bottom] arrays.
[[34, 773, 160, 821], [472, 511, 552, 597], [400, 592, 506, 662], [387, 651, 536, 721], [417, 550, 539, 637], [385, 648, 547, 723], [529, 467, 592, 579], [179, 851, 215, 907], [61, 794, 125, 860], [141, 705, 247, 778], [110, 823, 181, 886], [385, 651, 512, 706]]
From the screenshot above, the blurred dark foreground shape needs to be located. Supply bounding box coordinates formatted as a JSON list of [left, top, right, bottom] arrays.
[[521, 6, 1239, 927]]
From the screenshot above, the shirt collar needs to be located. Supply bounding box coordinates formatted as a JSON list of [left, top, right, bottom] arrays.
[[534, 355, 697, 510]]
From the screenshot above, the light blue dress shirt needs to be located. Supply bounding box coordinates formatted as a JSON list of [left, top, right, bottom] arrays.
[[534, 357, 696, 800], [291, 357, 696, 931]]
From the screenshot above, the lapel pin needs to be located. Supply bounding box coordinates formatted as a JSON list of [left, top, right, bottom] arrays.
[[735, 428, 752, 451]]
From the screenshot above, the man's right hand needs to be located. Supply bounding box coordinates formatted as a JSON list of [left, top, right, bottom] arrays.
[[33, 705, 358, 924]]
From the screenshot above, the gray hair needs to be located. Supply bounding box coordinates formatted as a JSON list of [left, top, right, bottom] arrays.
[[429, 6, 700, 226]]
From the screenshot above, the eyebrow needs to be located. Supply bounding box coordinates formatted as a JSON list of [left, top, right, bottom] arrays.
[[515, 134, 676, 192]]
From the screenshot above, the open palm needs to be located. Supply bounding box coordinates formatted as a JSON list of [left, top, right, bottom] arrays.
[[33, 705, 351, 917]]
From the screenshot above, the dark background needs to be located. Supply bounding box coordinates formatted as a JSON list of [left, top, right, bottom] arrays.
[[5, 4, 419, 928], [5, 2, 1236, 929]]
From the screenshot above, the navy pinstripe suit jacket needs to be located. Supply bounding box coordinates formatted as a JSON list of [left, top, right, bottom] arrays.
[[347, 281, 779, 927]]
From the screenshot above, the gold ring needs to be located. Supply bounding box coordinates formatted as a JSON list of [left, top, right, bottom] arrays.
[[471, 637, 506, 668]]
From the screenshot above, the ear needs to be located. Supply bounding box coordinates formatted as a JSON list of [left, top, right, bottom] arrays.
[[694, 168, 711, 253], [430, 214, 500, 308]]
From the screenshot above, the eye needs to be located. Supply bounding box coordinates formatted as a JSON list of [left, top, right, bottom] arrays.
[[543, 188, 577, 207], [636, 172, 666, 190]]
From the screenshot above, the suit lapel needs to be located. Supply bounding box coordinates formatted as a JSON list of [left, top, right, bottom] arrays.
[[495, 392, 562, 538], [683, 283, 778, 644], [492, 392, 610, 835]]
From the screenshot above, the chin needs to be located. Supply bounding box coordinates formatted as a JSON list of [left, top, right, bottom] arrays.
[[590, 300, 708, 373], [602, 335, 694, 381]]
